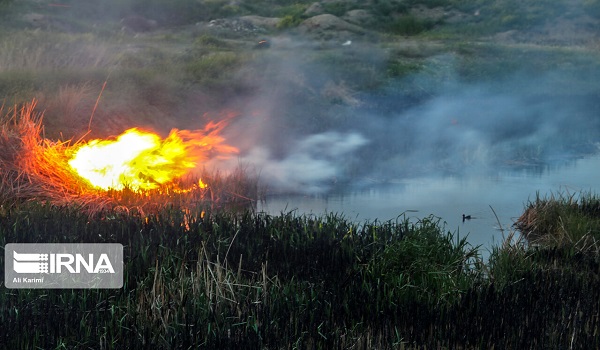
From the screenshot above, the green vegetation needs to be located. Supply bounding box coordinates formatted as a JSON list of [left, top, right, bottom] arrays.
[[515, 191, 600, 252], [388, 15, 436, 36], [1, 201, 599, 348], [276, 14, 303, 30]]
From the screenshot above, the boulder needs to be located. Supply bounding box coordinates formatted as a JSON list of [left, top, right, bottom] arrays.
[[299, 14, 365, 35], [342, 9, 374, 26], [304, 2, 324, 17], [240, 16, 281, 30]]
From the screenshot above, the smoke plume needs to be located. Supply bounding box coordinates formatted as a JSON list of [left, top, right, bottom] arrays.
[[220, 40, 600, 194]]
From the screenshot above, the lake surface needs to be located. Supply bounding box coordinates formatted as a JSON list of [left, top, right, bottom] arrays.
[[259, 154, 600, 253]]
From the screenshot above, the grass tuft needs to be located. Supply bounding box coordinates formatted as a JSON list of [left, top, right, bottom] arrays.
[[514, 190, 600, 253]]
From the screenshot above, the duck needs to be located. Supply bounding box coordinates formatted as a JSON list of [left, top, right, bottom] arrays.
[[462, 214, 471, 222]]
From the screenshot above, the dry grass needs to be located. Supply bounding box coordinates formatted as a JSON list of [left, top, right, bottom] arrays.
[[514, 191, 600, 253], [0, 31, 116, 72], [0, 100, 259, 215], [0, 100, 112, 212]]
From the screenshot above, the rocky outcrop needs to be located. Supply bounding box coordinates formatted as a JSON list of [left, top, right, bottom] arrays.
[[342, 9, 374, 26], [240, 16, 281, 30], [304, 2, 324, 17], [299, 14, 365, 36], [207, 17, 265, 33]]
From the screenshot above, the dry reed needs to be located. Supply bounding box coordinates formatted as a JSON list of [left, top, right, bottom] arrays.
[[0, 100, 258, 215], [0, 100, 113, 212]]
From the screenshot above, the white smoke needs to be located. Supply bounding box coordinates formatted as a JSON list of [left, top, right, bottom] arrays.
[[241, 131, 368, 193]]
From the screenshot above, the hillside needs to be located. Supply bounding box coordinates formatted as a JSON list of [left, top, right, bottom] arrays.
[[3, 0, 599, 43]]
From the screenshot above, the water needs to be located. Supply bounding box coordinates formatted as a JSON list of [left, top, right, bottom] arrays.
[[259, 154, 600, 253]]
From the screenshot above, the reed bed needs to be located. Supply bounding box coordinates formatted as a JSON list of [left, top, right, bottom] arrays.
[[1, 203, 600, 348]]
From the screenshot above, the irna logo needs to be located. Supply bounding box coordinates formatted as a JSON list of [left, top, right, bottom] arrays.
[[5, 243, 123, 289], [13, 251, 115, 274]]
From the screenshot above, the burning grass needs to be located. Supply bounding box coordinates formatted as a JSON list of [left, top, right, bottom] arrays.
[[0, 100, 258, 215], [0, 100, 111, 210]]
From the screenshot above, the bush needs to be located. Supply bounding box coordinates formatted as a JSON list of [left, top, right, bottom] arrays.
[[276, 15, 302, 30], [388, 15, 435, 35]]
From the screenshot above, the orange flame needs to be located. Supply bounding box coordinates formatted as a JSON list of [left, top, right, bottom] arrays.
[[68, 121, 238, 191]]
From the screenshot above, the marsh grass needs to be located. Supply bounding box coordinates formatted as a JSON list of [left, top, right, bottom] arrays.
[[0, 206, 487, 348], [2, 203, 599, 348], [487, 229, 535, 287], [515, 190, 600, 253], [366, 216, 481, 305]]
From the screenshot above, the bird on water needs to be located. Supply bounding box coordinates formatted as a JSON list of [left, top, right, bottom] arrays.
[[462, 214, 471, 222]]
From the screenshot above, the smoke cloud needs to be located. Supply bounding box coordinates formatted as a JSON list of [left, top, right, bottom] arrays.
[[241, 131, 368, 193], [219, 40, 600, 194]]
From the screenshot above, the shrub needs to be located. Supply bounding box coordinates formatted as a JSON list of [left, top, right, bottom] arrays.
[[388, 15, 435, 36], [276, 14, 302, 30]]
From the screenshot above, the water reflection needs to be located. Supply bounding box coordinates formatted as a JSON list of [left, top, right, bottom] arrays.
[[259, 155, 600, 253]]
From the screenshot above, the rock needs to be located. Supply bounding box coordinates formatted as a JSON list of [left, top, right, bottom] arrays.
[[207, 18, 262, 33], [240, 16, 281, 30], [299, 14, 365, 35], [23, 13, 46, 26], [494, 30, 520, 43], [342, 9, 373, 26], [409, 5, 470, 24], [22, 12, 74, 31], [304, 2, 324, 17]]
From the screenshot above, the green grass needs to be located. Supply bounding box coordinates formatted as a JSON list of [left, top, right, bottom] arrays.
[[1, 201, 600, 348], [0, 206, 481, 348]]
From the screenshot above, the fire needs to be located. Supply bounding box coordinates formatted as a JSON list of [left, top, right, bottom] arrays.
[[68, 121, 238, 191]]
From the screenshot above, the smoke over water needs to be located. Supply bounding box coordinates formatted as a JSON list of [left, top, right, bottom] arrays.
[[217, 41, 600, 194], [241, 131, 368, 193], [361, 72, 600, 180]]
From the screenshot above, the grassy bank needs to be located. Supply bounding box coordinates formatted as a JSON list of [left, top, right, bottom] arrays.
[[1, 200, 600, 348], [515, 191, 600, 252]]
